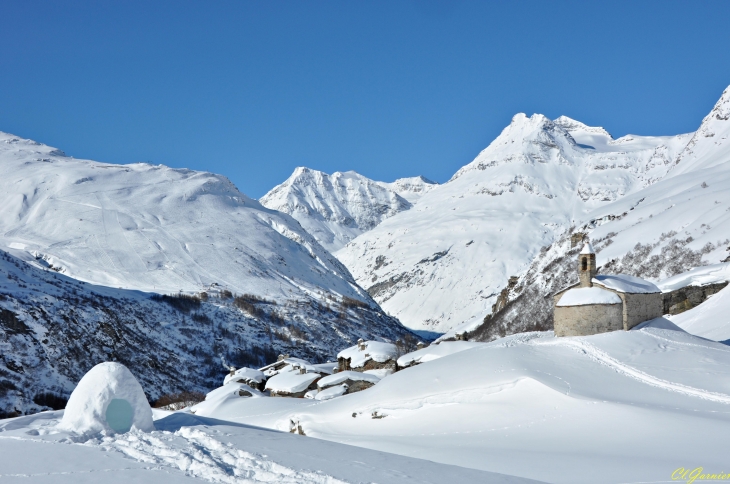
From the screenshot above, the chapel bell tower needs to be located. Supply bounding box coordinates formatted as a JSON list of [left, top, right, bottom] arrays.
[[579, 240, 597, 288]]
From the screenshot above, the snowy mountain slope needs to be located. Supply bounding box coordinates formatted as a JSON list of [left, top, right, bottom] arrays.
[[376, 175, 438, 203], [0, 412, 540, 484], [195, 320, 730, 484], [669, 85, 730, 176], [460, 156, 730, 343], [0, 132, 373, 306], [0, 247, 412, 416], [259, 167, 414, 252], [336, 112, 692, 332], [581, 86, 730, 277]]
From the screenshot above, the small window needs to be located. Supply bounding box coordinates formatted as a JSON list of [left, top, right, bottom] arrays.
[[581, 257, 587, 271]]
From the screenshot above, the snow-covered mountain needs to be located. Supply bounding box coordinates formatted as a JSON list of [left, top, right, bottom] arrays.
[[0, 133, 374, 304], [0, 246, 412, 416], [260, 167, 425, 252], [669, 85, 730, 176], [336, 110, 694, 333], [0, 132, 418, 415], [376, 175, 438, 203]]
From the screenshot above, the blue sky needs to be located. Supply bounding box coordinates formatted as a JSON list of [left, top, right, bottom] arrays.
[[2, 1, 730, 198]]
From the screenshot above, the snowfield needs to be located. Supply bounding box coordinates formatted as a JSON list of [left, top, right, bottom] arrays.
[[190, 317, 730, 484], [670, 284, 730, 343], [0, 411, 538, 483]]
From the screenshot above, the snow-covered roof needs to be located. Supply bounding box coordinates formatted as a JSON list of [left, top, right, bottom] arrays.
[[264, 370, 320, 394], [337, 341, 397, 368], [593, 274, 660, 294], [580, 241, 595, 255], [317, 371, 381, 389], [657, 262, 730, 293], [397, 341, 483, 367], [556, 287, 622, 307], [224, 367, 265, 386], [315, 384, 348, 401], [259, 357, 311, 372], [363, 368, 394, 379], [310, 362, 337, 375]]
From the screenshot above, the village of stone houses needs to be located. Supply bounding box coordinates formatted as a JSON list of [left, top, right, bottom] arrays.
[[3, 62, 730, 484]]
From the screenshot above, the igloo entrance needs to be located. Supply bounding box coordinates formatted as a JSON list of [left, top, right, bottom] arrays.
[[58, 362, 154, 435]]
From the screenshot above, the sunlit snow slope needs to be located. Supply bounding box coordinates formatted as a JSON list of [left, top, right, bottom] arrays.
[[0, 411, 538, 484], [196, 320, 730, 484], [337, 112, 692, 332], [585, 87, 730, 275], [260, 168, 435, 252], [0, 133, 371, 304], [376, 175, 438, 203]]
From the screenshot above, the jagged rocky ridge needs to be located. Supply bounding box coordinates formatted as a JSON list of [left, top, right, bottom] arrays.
[[0, 248, 411, 417], [260, 168, 437, 252]]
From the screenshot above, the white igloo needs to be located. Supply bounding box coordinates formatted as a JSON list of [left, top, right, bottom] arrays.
[[58, 362, 154, 435]]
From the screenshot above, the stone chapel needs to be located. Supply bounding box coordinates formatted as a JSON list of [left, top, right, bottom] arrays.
[[553, 241, 663, 337]]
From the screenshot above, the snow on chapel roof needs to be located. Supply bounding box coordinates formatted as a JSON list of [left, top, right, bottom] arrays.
[[580, 241, 595, 255], [593, 274, 660, 294], [556, 287, 622, 307]]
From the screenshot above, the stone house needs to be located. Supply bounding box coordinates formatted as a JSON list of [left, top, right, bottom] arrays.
[[265, 365, 323, 398], [337, 339, 398, 372], [317, 371, 381, 395], [553, 241, 663, 337]]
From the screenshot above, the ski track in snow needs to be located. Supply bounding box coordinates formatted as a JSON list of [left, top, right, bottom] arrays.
[[100, 428, 347, 484], [546, 337, 730, 404]]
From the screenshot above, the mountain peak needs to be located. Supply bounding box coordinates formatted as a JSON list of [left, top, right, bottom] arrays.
[[554, 116, 613, 138], [260, 168, 411, 252], [670, 84, 730, 176]]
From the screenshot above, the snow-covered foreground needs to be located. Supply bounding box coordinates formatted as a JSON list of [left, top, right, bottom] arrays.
[[0, 411, 537, 483], [193, 319, 730, 484]]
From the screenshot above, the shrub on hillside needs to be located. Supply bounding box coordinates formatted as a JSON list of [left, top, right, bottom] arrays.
[[151, 293, 201, 313], [153, 391, 206, 410]]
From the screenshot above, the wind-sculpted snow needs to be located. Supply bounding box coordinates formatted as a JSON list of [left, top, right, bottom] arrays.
[[260, 167, 417, 252], [337, 112, 692, 332], [0, 132, 372, 306], [194, 321, 730, 484], [0, 412, 535, 483]]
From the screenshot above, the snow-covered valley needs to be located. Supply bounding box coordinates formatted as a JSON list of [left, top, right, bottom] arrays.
[[4, 289, 730, 483], [1, 83, 730, 484]]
